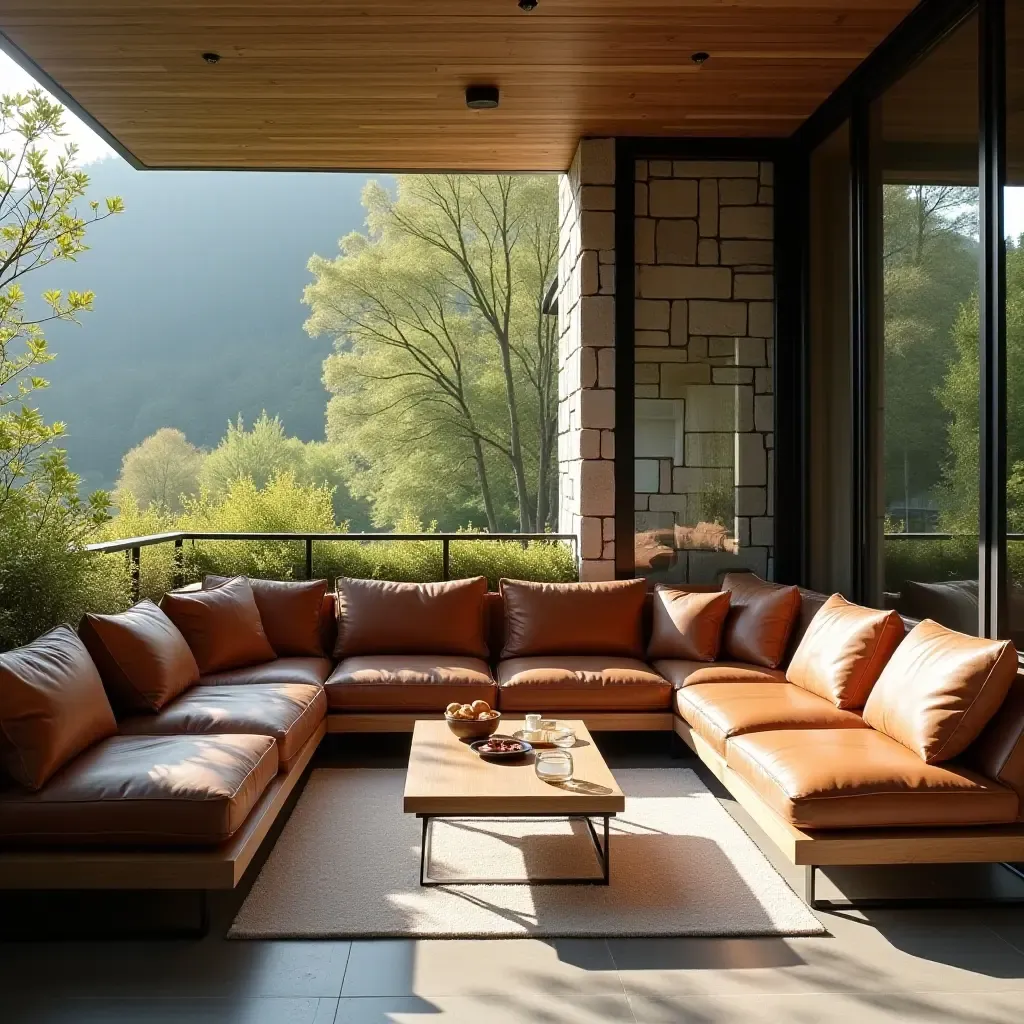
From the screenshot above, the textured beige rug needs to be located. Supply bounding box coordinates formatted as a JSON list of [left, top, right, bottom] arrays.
[[229, 768, 823, 938]]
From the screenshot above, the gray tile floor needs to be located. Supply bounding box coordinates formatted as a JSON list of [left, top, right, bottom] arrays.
[[2, 735, 1024, 1023]]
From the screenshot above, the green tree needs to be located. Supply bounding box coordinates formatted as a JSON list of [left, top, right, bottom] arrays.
[[114, 427, 204, 512], [199, 411, 305, 496], [304, 174, 558, 533], [0, 90, 126, 648]]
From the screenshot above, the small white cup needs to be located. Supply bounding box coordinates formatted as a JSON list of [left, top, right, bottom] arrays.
[[524, 713, 542, 733]]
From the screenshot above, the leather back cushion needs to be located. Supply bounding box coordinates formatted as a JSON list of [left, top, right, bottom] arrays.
[[967, 672, 1024, 816], [204, 575, 328, 657], [647, 587, 731, 662], [863, 619, 1018, 763], [161, 576, 277, 675], [786, 593, 905, 709], [500, 578, 647, 659], [334, 576, 489, 658], [721, 573, 801, 669], [0, 625, 117, 790], [79, 600, 200, 713]]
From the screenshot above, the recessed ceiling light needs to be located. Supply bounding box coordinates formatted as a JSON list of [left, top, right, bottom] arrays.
[[201, 52, 221, 64], [518, 0, 539, 10], [691, 52, 710, 65], [466, 86, 500, 109]]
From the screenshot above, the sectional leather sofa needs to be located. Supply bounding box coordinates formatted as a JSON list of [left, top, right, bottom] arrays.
[[0, 570, 1022, 916]]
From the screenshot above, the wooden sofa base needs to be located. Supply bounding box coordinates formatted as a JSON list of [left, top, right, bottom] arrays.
[[0, 721, 326, 892], [327, 711, 675, 733]]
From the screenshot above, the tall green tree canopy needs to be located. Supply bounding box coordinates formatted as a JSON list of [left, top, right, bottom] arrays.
[[114, 427, 204, 512], [304, 174, 558, 533]]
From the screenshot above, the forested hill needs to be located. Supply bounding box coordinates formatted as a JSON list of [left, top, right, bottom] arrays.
[[34, 157, 371, 493]]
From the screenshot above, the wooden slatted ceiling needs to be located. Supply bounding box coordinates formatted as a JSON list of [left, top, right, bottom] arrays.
[[0, 1, 920, 171]]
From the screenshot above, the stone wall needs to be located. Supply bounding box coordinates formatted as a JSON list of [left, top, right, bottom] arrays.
[[632, 159, 775, 583], [556, 139, 617, 581]]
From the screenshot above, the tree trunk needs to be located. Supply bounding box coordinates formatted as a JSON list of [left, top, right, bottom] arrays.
[[495, 334, 535, 532], [470, 434, 499, 533]]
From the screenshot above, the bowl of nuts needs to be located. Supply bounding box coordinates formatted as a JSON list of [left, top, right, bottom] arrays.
[[444, 699, 501, 740]]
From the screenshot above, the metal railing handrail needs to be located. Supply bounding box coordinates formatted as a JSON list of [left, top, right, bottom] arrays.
[[885, 532, 1024, 540]]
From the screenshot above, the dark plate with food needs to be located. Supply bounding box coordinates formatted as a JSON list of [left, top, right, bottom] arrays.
[[470, 735, 534, 760]]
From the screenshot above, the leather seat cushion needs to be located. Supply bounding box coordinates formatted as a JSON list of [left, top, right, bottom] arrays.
[[199, 656, 333, 688], [653, 659, 786, 690], [497, 657, 672, 711], [0, 734, 278, 846], [676, 682, 869, 757], [325, 656, 496, 711], [118, 683, 325, 771], [727, 729, 1019, 829]]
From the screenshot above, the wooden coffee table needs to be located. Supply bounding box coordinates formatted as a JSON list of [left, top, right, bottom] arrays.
[[403, 719, 625, 886]]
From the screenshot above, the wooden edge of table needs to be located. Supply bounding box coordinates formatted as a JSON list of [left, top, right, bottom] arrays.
[[329, 711, 673, 733], [673, 717, 1024, 867], [0, 720, 325, 891]]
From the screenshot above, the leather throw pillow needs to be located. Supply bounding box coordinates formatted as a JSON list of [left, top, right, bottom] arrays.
[[647, 587, 731, 662], [721, 573, 801, 669]]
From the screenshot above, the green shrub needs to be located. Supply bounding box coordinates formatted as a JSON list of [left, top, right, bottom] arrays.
[[883, 535, 977, 595]]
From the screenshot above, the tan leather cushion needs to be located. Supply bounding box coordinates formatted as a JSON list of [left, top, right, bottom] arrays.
[[727, 728, 1018, 829], [325, 656, 496, 711], [334, 576, 488, 658], [967, 674, 1024, 819], [118, 682, 325, 771], [161, 576, 276, 675], [863, 619, 1018, 764], [676, 682, 868, 757], [497, 657, 672, 711], [786, 593, 905, 710], [204, 576, 328, 657], [0, 626, 117, 791], [0, 733, 278, 846], [79, 600, 200, 713], [500, 578, 647, 659], [653, 659, 786, 690], [721, 573, 801, 669], [200, 656, 333, 688], [647, 587, 731, 662]]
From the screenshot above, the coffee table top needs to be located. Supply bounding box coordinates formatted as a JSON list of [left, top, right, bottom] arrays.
[[403, 719, 625, 815]]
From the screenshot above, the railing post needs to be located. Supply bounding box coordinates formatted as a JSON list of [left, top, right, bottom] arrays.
[[129, 546, 140, 603], [442, 538, 450, 580], [305, 537, 313, 580], [173, 538, 184, 590]]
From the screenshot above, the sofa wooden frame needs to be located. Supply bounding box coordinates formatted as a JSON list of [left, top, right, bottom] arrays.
[[326, 711, 674, 733]]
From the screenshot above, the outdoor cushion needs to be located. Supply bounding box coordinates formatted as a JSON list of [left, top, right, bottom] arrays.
[[496, 657, 672, 712], [334, 576, 489, 659], [325, 656, 496, 712], [204, 575, 329, 658], [0, 733, 278, 846], [647, 586, 731, 662], [653, 659, 786, 690], [499, 578, 647, 659], [721, 572, 801, 669], [863, 619, 1018, 764], [676, 681, 868, 757], [727, 728, 1018, 829], [785, 593, 904, 709], [161, 576, 276, 675], [0, 626, 117, 791], [79, 599, 200, 713], [118, 682, 326, 771], [199, 656, 333, 689]]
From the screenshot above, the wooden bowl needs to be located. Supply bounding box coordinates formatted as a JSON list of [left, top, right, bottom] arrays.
[[444, 711, 502, 740]]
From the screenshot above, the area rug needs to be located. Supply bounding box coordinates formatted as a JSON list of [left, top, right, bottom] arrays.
[[229, 768, 824, 938]]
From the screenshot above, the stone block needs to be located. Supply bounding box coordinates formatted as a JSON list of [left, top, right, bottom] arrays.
[[636, 299, 670, 330], [636, 347, 689, 362], [759, 186, 774, 205], [736, 486, 766, 516], [699, 179, 718, 237], [735, 337, 766, 366], [719, 206, 774, 240], [748, 301, 774, 338], [579, 139, 615, 185], [648, 179, 698, 218], [599, 264, 615, 294], [636, 330, 669, 347], [709, 337, 735, 357], [670, 300, 688, 346], [718, 178, 759, 205], [581, 516, 603, 559], [734, 274, 773, 300], [720, 240, 774, 265], [635, 385, 660, 398], [580, 559, 616, 582], [635, 159, 648, 181], [661, 363, 711, 395], [755, 367, 772, 393], [713, 367, 753, 385], [635, 182, 648, 216], [688, 336, 708, 360], [736, 433, 766, 486], [581, 346, 597, 388], [697, 239, 719, 265], [656, 219, 698, 264], [581, 249, 599, 296], [648, 493, 690, 512], [581, 295, 615, 346], [635, 363, 660, 384], [601, 430, 615, 459], [581, 210, 615, 250], [581, 388, 615, 429], [598, 347, 615, 387], [673, 160, 759, 178], [659, 460, 672, 493], [599, 248, 615, 264], [635, 493, 649, 510], [639, 265, 731, 299], [685, 432, 733, 468], [649, 159, 673, 177], [689, 300, 747, 336], [580, 459, 615, 516], [751, 516, 774, 547], [755, 395, 774, 431], [760, 162, 774, 185], [736, 517, 750, 546], [583, 186, 616, 211], [682, 385, 735, 432], [603, 517, 615, 542], [580, 428, 602, 460], [635, 218, 656, 264], [736, 385, 754, 431], [635, 409, 679, 458], [602, 540, 615, 559]]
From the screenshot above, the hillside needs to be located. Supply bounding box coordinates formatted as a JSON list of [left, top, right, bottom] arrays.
[[33, 157, 371, 493]]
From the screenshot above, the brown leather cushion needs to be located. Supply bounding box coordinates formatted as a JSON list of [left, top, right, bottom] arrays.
[[79, 600, 200, 713], [863, 620, 1018, 764], [647, 587, 731, 662], [200, 656, 333, 688], [0, 626, 118, 791], [727, 728, 1018, 829], [204, 576, 329, 657], [721, 573, 801, 669], [161, 576, 276, 675], [118, 682, 325, 771], [334, 576, 488, 658], [496, 657, 672, 711], [652, 659, 786, 690], [0, 733, 278, 846], [967, 673, 1024, 819], [676, 682, 868, 757], [499, 578, 647, 659], [786, 593, 905, 710], [325, 656, 496, 712]]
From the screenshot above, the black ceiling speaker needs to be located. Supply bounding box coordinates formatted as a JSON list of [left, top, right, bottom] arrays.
[[201, 52, 221, 64], [518, 0, 539, 10], [466, 86, 500, 109], [690, 52, 710, 65]]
